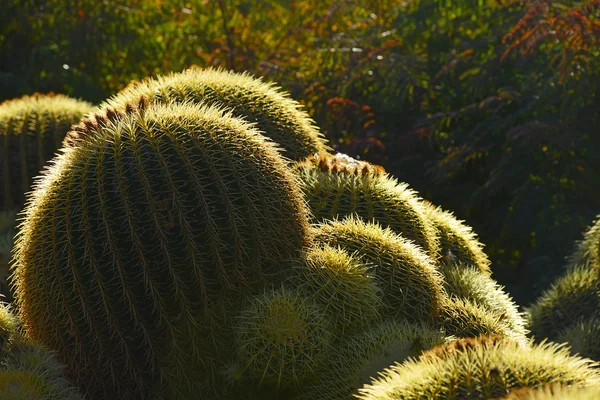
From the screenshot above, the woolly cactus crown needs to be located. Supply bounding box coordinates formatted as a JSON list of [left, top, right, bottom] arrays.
[[0, 93, 95, 211], [87, 67, 330, 160], [357, 337, 600, 399], [12, 101, 310, 398]]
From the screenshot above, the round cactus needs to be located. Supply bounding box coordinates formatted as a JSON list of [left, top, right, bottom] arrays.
[[567, 215, 600, 270], [11, 102, 310, 398], [295, 154, 439, 257], [291, 245, 383, 335], [440, 264, 528, 340], [298, 319, 448, 400], [234, 287, 333, 390], [558, 317, 600, 361], [527, 267, 600, 342], [498, 384, 600, 400], [0, 304, 18, 356], [356, 336, 600, 399], [421, 201, 490, 273], [311, 217, 445, 323], [79, 67, 330, 160], [0, 93, 95, 212]]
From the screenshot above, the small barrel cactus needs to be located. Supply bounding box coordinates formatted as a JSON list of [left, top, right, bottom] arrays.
[[441, 264, 528, 340], [12, 102, 310, 398], [295, 153, 439, 257], [0, 304, 18, 357], [421, 201, 490, 273], [234, 287, 333, 390], [298, 320, 448, 400], [356, 336, 600, 399], [311, 217, 445, 323], [527, 267, 600, 342], [0, 93, 95, 211], [291, 245, 383, 335], [567, 215, 600, 270], [81, 67, 330, 160], [558, 317, 600, 361]]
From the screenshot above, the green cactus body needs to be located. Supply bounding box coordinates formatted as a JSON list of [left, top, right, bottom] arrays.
[[12, 102, 310, 398], [497, 384, 600, 400], [84, 67, 330, 160], [356, 337, 600, 400], [234, 287, 333, 390], [296, 154, 439, 257], [298, 320, 448, 400], [311, 217, 445, 323], [558, 317, 600, 361], [567, 216, 600, 270], [0, 93, 95, 212], [422, 201, 491, 274], [441, 264, 528, 341], [527, 267, 600, 342], [292, 245, 383, 335], [0, 304, 18, 356], [436, 297, 528, 346]]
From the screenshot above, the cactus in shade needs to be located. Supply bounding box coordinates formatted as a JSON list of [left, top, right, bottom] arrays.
[[557, 317, 600, 361], [567, 215, 600, 270], [310, 217, 445, 323], [356, 336, 600, 400], [298, 320, 449, 400], [234, 287, 333, 390], [79, 67, 330, 160], [0, 93, 95, 211], [421, 201, 491, 274], [436, 297, 528, 345], [498, 384, 600, 400], [291, 245, 383, 335], [526, 267, 600, 342], [11, 102, 310, 399], [295, 153, 439, 257], [440, 264, 528, 340], [0, 211, 17, 300], [0, 304, 18, 356]]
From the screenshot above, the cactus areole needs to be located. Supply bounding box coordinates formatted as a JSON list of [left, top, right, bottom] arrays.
[[12, 102, 310, 398]]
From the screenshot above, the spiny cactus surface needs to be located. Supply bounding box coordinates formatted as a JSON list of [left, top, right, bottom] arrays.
[[311, 217, 445, 323], [567, 215, 600, 270], [234, 287, 333, 390], [296, 154, 439, 257], [357, 337, 600, 399], [558, 317, 600, 361], [497, 384, 600, 400], [12, 102, 310, 399], [291, 245, 383, 335], [422, 201, 490, 273], [88, 67, 330, 160], [0, 93, 95, 211], [298, 320, 448, 400]]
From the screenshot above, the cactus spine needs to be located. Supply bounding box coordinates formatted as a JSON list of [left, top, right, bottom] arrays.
[[0, 93, 95, 211], [85, 67, 330, 160], [567, 215, 600, 270], [12, 102, 310, 398]]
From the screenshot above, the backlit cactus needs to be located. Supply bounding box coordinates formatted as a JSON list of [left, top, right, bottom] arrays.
[[567, 215, 600, 270], [84, 67, 330, 160], [296, 154, 439, 257], [0, 93, 95, 211], [291, 245, 383, 335], [234, 287, 333, 390], [12, 102, 310, 398], [498, 384, 600, 400], [357, 336, 600, 399], [558, 317, 600, 361], [298, 320, 448, 400], [422, 201, 491, 273], [310, 217, 445, 323]]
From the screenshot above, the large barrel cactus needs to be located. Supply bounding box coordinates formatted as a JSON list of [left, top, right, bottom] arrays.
[[11, 102, 310, 398], [295, 153, 439, 257], [0, 93, 95, 211], [73, 67, 330, 160]]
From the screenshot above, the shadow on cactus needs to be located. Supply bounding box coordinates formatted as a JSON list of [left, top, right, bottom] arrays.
[[295, 153, 439, 257], [81, 67, 330, 161], [310, 217, 445, 323], [11, 102, 310, 398], [0, 93, 95, 212], [356, 336, 600, 399], [298, 319, 448, 400], [558, 317, 600, 361]]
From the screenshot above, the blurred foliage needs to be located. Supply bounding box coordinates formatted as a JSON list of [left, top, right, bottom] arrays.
[[1, 0, 600, 304]]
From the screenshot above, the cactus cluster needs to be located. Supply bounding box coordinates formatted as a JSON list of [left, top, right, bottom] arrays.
[[2, 68, 590, 399]]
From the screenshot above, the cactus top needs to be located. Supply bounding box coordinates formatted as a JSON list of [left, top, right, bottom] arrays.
[[568, 215, 600, 270], [89, 67, 330, 160], [12, 101, 310, 398]]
